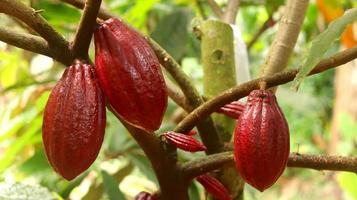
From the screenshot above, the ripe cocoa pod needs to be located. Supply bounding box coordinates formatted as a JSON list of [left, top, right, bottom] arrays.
[[42, 62, 106, 180], [233, 89, 290, 191], [196, 174, 232, 200], [94, 18, 167, 133], [134, 191, 158, 200], [163, 131, 207, 152]]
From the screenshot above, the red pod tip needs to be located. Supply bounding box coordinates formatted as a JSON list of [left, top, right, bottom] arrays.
[[196, 174, 232, 200], [163, 131, 207, 152], [217, 101, 246, 119]]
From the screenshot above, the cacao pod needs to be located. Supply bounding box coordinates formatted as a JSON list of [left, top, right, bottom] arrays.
[[196, 174, 232, 200], [233, 89, 290, 191], [163, 131, 207, 152], [94, 18, 167, 133], [134, 191, 158, 200], [42, 62, 106, 180], [217, 100, 245, 119]]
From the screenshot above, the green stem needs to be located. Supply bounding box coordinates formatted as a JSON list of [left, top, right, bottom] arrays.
[[200, 19, 244, 200]]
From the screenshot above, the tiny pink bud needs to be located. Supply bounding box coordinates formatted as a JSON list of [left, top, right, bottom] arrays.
[[134, 191, 157, 200], [163, 131, 207, 152], [196, 174, 232, 200]]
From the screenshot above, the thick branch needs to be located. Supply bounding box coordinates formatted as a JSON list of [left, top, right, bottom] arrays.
[[260, 0, 309, 77], [0, 0, 72, 65], [72, 0, 102, 59], [174, 46, 357, 133], [182, 152, 357, 179], [0, 26, 52, 57], [207, 0, 224, 18], [222, 0, 240, 24], [60, 0, 113, 20]]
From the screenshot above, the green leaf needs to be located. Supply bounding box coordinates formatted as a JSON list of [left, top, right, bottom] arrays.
[[150, 8, 192, 60], [0, 182, 57, 200], [127, 153, 158, 184], [293, 8, 357, 90], [266, 0, 284, 14], [18, 149, 50, 175], [188, 181, 201, 200], [32, 0, 81, 34], [104, 111, 137, 154], [0, 116, 42, 173], [123, 0, 158, 29], [337, 172, 357, 199], [101, 170, 126, 200]]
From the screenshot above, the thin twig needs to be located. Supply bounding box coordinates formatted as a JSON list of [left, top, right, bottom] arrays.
[[148, 38, 224, 154], [72, 0, 102, 59], [207, 0, 224, 18], [195, 0, 207, 19], [182, 152, 357, 179], [174, 45, 357, 133], [222, 0, 240, 23], [0, 26, 53, 58], [0, 0, 72, 64], [165, 78, 190, 110], [247, 14, 276, 50]]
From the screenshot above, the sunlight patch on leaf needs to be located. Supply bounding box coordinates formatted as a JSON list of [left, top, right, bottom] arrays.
[[292, 8, 357, 90]]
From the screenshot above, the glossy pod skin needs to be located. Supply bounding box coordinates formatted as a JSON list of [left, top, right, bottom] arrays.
[[233, 90, 290, 191], [163, 131, 207, 152], [94, 18, 168, 133], [196, 174, 232, 200], [42, 62, 106, 180]]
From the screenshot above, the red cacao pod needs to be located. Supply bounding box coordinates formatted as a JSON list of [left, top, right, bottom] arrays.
[[217, 101, 245, 119], [94, 18, 167, 133], [42, 62, 106, 180], [196, 174, 232, 200], [163, 131, 207, 152], [233, 90, 290, 191], [134, 191, 158, 200]]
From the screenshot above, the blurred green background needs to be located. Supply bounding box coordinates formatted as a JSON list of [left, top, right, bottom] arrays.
[[0, 0, 356, 199]]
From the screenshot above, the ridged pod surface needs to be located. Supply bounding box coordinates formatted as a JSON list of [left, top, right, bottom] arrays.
[[196, 174, 232, 200], [163, 131, 207, 152], [94, 18, 167, 133], [233, 90, 290, 191], [42, 62, 106, 180]]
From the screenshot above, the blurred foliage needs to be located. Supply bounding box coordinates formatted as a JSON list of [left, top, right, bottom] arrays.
[[0, 0, 356, 200]]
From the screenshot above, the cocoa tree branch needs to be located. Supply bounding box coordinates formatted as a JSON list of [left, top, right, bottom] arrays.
[[174, 45, 357, 133], [207, 0, 223, 18], [0, 26, 53, 57], [182, 152, 357, 179], [0, 0, 72, 64], [71, 0, 102, 59], [148, 38, 224, 154], [165, 78, 190, 110], [260, 0, 309, 79], [222, 0, 240, 23], [60, 0, 113, 19]]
